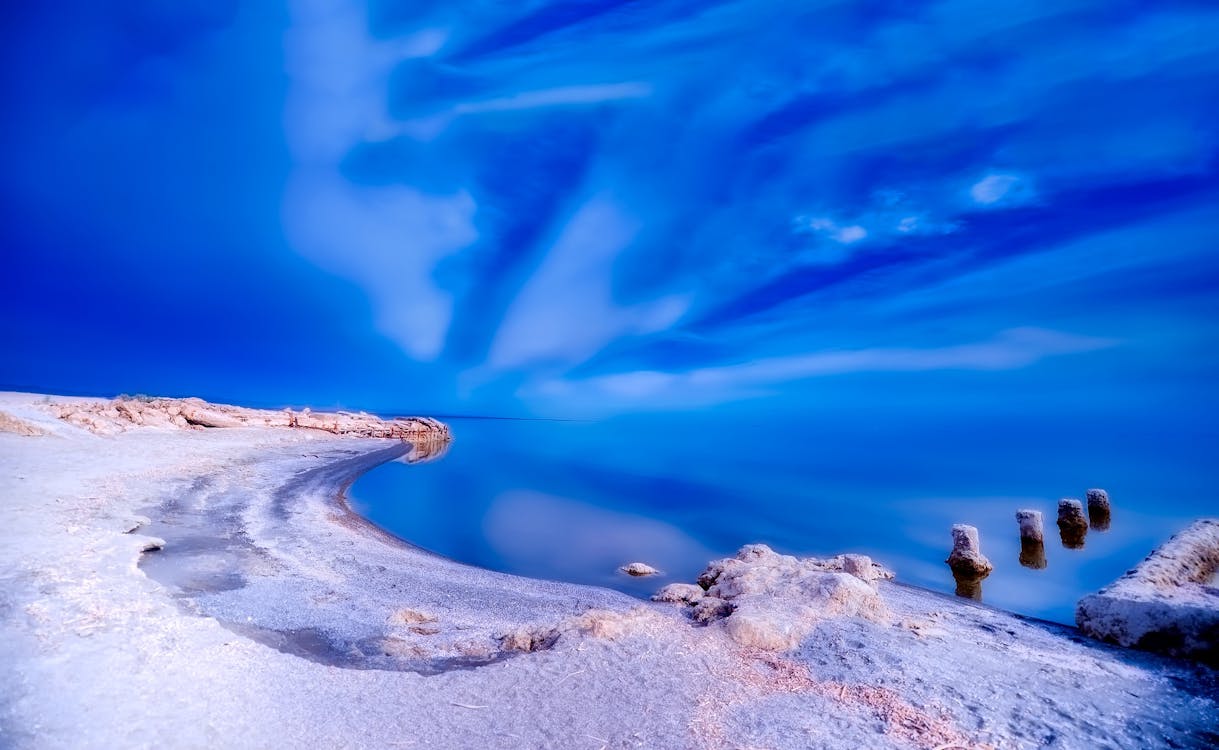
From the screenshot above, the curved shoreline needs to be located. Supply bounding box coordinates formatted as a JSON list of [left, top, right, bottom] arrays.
[[137, 436, 637, 673], [3, 391, 1217, 749]]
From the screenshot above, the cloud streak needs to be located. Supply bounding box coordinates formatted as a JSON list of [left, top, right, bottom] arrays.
[[534, 328, 1120, 410]]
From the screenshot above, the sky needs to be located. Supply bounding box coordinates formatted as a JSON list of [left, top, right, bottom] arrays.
[[3, 0, 1218, 429]]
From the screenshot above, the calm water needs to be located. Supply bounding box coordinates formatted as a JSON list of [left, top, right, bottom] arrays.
[[350, 412, 1217, 624]]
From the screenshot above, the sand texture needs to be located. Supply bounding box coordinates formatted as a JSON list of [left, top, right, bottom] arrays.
[[1, 392, 1216, 749]]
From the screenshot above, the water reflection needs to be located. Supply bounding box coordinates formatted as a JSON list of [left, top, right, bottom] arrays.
[[1019, 539, 1048, 570], [396, 436, 452, 465], [1015, 509, 1046, 570], [351, 417, 1204, 625], [952, 570, 988, 601]]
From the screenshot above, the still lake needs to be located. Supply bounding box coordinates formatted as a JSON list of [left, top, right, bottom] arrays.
[[350, 411, 1215, 624]]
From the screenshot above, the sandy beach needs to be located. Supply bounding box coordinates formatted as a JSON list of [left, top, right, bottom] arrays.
[[1, 392, 1216, 749]]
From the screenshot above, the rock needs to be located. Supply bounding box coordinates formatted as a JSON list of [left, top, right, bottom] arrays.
[[178, 400, 250, 429], [946, 525, 993, 577], [571, 607, 663, 640], [651, 583, 705, 605], [697, 556, 744, 590], [619, 562, 661, 577], [0, 410, 47, 436], [1077, 518, 1219, 663], [736, 543, 780, 561], [724, 607, 804, 651], [122, 516, 151, 534], [1087, 489, 1112, 531], [388, 608, 438, 626], [685, 544, 891, 649], [497, 625, 560, 653], [838, 554, 893, 583], [691, 596, 733, 624], [1058, 499, 1088, 549], [40, 396, 453, 443]]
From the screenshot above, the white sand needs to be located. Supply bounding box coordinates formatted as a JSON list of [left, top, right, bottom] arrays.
[[1, 392, 1216, 749]]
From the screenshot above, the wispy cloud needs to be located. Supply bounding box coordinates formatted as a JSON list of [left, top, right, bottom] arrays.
[[969, 173, 1035, 207], [453, 82, 652, 115], [527, 328, 1120, 410], [276, 0, 1217, 413]]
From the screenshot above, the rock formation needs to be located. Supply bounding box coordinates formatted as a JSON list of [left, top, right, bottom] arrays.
[[659, 544, 893, 651], [1077, 519, 1219, 663], [0, 410, 47, 436], [42, 396, 451, 443]]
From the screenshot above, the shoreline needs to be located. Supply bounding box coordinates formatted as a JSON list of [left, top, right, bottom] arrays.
[[2, 391, 1217, 748]]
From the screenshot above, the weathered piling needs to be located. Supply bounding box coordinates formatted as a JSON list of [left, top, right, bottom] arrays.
[[947, 524, 993, 597], [1016, 509, 1048, 569], [1058, 498, 1088, 549], [954, 574, 986, 601], [1017, 510, 1044, 544], [1020, 539, 1048, 570], [947, 524, 994, 577], [1087, 488, 1112, 531]]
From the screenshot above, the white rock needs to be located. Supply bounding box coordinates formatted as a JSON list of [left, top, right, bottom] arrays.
[[651, 583, 705, 605], [619, 562, 661, 577], [1077, 519, 1219, 662]]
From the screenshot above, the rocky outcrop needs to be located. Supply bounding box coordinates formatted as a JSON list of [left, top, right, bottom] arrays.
[[1077, 518, 1219, 663], [44, 396, 451, 443], [0, 410, 47, 436], [664, 544, 892, 651]]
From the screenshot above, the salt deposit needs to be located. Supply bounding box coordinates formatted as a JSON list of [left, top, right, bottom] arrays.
[[2, 392, 1216, 749]]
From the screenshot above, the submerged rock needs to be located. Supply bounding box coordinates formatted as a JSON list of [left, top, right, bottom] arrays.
[[619, 562, 661, 577]]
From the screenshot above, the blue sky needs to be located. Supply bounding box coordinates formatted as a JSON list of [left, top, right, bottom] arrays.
[[3, 0, 1218, 426]]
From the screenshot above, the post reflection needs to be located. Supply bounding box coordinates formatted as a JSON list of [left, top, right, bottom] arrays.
[[1019, 538, 1047, 570], [952, 570, 988, 601], [397, 436, 452, 465]]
